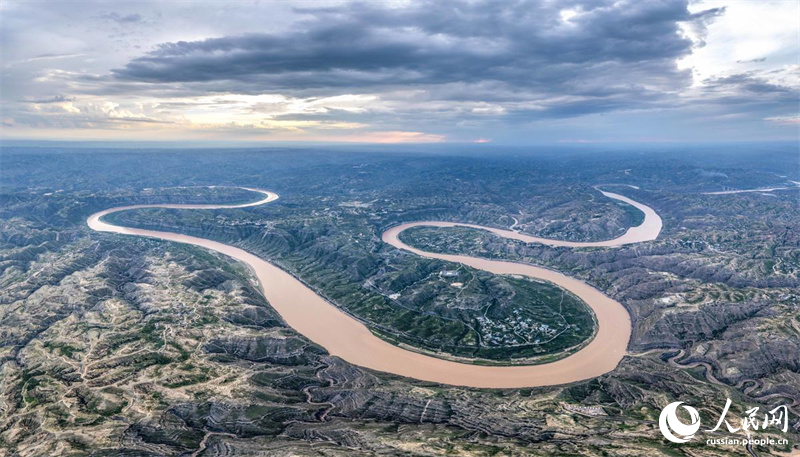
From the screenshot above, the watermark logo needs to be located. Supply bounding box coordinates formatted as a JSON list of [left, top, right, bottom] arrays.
[[659, 401, 701, 443], [658, 398, 790, 447]]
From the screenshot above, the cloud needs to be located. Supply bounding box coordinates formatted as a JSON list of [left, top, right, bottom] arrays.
[[765, 115, 800, 125], [20, 95, 76, 104], [704, 72, 793, 94], [737, 57, 767, 64], [687, 71, 799, 113], [7, 99, 177, 130], [2, 0, 798, 142], [97, 12, 144, 24], [679, 6, 725, 47], [109, 0, 719, 121], [5, 53, 85, 67]]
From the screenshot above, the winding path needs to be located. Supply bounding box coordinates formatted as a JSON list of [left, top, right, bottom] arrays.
[[87, 187, 661, 388]]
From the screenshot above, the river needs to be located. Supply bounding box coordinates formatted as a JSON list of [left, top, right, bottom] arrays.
[[87, 187, 661, 388]]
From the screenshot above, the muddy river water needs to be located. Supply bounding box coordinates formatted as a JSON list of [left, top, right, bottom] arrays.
[[88, 187, 661, 388]]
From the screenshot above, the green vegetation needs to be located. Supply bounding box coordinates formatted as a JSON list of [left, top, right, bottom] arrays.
[[1, 146, 797, 456]]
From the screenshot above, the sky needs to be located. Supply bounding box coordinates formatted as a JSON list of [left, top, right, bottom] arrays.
[[1, 0, 798, 144]]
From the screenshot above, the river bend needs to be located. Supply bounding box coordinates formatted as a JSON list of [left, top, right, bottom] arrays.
[[87, 187, 660, 388]]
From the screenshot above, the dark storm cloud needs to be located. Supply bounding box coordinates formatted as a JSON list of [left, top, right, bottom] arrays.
[[111, 0, 719, 115]]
